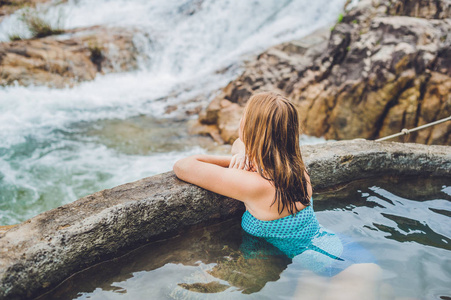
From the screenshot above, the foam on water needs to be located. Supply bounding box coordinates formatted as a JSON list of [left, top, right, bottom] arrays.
[[0, 0, 344, 224], [0, 141, 208, 224]]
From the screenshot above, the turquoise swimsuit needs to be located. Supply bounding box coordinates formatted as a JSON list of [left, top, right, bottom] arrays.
[[241, 203, 319, 240], [240, 198, 376, 277]]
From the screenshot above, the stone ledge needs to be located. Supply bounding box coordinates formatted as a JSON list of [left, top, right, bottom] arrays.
[[0, 139, 450, 300]]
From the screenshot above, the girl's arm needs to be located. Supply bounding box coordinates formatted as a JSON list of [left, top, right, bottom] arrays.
[[173, 154, 269, 203], [189, 154, 231, 167]]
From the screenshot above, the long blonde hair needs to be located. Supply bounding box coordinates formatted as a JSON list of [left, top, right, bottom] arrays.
[[242, 92, 310, 215]]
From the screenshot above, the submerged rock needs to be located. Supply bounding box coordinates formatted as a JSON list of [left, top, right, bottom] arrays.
[[0, 139, 450, 300], [178, 281, 230, 293], [195, 0, 451, 145]]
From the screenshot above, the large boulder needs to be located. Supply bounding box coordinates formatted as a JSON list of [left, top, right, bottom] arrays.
[[195, 0, 451, 145], [0, 1, 142, 88], [0, 139, 450, 300], [0, 26, 140, 88]]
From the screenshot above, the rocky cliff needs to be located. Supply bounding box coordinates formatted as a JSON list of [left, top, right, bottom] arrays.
[[194, 0, 451, 145]]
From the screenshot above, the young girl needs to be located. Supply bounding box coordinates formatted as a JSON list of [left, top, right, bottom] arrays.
[[173, 92, 381, 299], [174, 92, 311, 222]]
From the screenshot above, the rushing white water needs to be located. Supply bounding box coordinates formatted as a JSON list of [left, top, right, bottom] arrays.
[[0, 0, 344, 225]]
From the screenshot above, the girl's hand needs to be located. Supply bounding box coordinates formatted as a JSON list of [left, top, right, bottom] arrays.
[[229, 153, 248, 170], [231, 138, 245, 155]]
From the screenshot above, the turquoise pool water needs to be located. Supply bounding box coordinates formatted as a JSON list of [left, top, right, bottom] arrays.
[[37, 177, 451, 300]]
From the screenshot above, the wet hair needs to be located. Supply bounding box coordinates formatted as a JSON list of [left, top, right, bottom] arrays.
[[242, 92, 310, 215]]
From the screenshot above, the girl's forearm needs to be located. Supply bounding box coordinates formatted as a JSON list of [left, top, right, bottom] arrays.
[[194, 154, 231, 168], [173, 154, 231, 181]]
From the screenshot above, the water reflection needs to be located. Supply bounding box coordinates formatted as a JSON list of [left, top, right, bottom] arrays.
[[37, 218, 294, 299]]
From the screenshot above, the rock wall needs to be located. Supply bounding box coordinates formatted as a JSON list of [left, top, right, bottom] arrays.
[[195, 0, 451, 145], [0, 139, 450, 300]]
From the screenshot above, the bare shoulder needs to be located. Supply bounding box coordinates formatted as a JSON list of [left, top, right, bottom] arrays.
[[235, 170, 275, 200], [215, 168, 275, 205]]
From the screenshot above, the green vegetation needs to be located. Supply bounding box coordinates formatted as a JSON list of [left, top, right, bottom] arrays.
[[8, 34, 23, 41], [19, 8, 65, 38], [8, 7, 65, 41], [331, 13, 346, 31]]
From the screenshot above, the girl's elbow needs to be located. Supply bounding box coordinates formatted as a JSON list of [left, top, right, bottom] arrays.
[[173, 159, 185, 178], [173, 156, 197, 180]]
